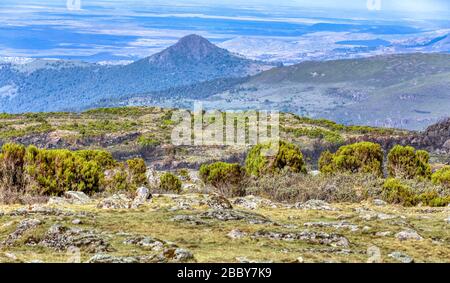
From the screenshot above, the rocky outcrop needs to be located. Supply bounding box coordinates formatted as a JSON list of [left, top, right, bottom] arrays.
[[131, 187, 151, 209], [97, 194, 132, 209]]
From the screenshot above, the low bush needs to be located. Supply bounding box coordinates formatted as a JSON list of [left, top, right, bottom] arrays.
[[431, 166, 450, 187], [159, 173, 182, 193], [381, 178, 416, 207], [245, 140, 307, 177], [318, 142, 383, 176], [199, 162, 245, 196], [387, 145, 431, 180], [0, 143, 148, 198], [126, 158, 148, 188]]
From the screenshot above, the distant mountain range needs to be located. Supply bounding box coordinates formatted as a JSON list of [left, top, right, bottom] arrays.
[[1, 34, 450, 130], [0, 34, 273, 113]]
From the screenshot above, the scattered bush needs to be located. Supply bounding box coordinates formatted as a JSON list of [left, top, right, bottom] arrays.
[[245, 140, 307, 177], [200, 162, 245, 197], [319, 142, 383, 176], [431, 166, 450, 187], [381, 178, 416, 207], [200, 162, 244, 190], [0, 143, 27, 191], [126, 158, 148, 188], [0, 143, 147, 198], [159, 173, 182, 193], [387, 145, 431, 180]]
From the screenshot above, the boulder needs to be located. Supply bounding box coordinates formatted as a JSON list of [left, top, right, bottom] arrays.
[[372, 199, 387, 206], [227, 229, 247, 239], [252, 230, 350, 248], [131, 187, 151, 209], [232, 195, 277, 210], [294, 200, 336, 211], [162, 248, 195, 262], [395, 230, 423, 241], [388, 252, 414, 263], [64, 191, 91, 204], [206, 194, 233, 210], [97, 194, 132, 209], [87, 254, 139, 263]]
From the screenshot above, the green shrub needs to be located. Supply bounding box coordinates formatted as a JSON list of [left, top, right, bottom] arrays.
[[381, 178, 416, 207], [159, 173, 182, 193], [0, 143, 27, 190], [24, 147, 106, 195], [126, 158, 148, 188], [200, 162, 244, 188], [318, 142, 383, 176], [387, 145, 431, 179], [318, 150, 334, 174], [245, 140, 307, 177], [414, 191, 450, 207], [74, 150, 116, 168], [431, 166, 450, 187]]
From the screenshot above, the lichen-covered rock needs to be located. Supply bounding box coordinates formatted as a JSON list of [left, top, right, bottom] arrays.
[[123, 236, 168, 251], [206, 194, 233, 210], [3, 218, 41, 245], [131, 187, 151, 209], [294, 200, 337, 211], [162, 248, 195, 262], [303, 221, 359, 232], [97, 194, 131, 209], [200, 209, 272, 224], [227, 229, 247, 239], [232, 195, 277, 210], [388, 251, 414, 263], [87, 254, 140, 263], [252, 230, 350, 248], [372, 199, 387, 206], [64, 191, 91, 204], [395, 230, 423, 241], [39, 224, 111, 252]]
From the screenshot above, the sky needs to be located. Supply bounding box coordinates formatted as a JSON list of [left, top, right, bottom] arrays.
[[0, 0, 449, 61]]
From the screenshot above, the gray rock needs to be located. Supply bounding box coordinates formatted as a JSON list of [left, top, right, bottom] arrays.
[[64, 191, 91, 204], [388, 252, 414, 263], [39, 224, 111, 252], [171, 215, 208, 225], [87, 254, 140, 263], [97, 194, 131, 209], [372, 199, 387, 206], [303, 221, 359, 231], [131, 187, 151, 209], [375, 231, 392, 237], [232, 195, 277, 210], [162, 248, 195, 262], [252, 230, 350, 248], [3, 218, 41, 245], [200, 209, 272, 224], [445, 216, 450, 224], [123, 236, 167, 251], [206, 194, 233, 210], [395, 230, 423, 241], [227, 229, 247, 239], [72, 219, 82, 225], [294, 200, 336, 211]]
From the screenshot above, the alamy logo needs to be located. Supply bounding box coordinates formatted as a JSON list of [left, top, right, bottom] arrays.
[[171, 102, 280, 156]]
